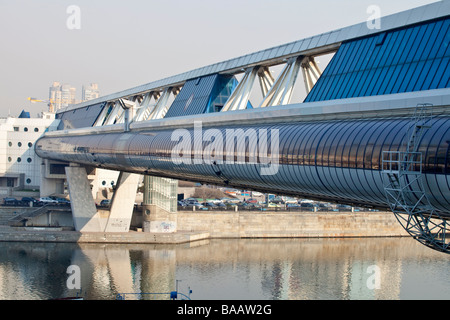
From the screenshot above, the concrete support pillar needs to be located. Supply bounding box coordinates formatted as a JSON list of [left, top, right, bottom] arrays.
[[65, 165, 102, 232], [105, 171, 140, 232], [40, 162, 64, 197]]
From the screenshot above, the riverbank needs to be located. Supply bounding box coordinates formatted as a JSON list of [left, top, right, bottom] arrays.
[[177, 211, 408, 239], [0, 210, 408, 244]]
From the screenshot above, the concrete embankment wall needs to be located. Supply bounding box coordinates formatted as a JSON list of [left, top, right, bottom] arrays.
[[0, 208, 408, 243], [176, 211, 408, 238]]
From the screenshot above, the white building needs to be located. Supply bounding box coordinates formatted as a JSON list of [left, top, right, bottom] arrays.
[[0, 112, 59, 193], [0, 111, 119, 200]]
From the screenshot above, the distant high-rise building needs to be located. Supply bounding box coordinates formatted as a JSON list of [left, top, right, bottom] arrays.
[[48, 82, 76, 112], [82, 83, 100, 102]]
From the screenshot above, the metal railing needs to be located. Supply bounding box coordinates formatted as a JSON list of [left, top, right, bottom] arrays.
[[381, 104, 449, 254]]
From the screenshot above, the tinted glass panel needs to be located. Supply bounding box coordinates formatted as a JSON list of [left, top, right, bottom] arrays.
[[305, 18, 450, 102]]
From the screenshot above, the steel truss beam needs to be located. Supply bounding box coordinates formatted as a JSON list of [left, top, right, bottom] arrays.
[[94, 54, 326, 122], [222, 55, 312, 112], [301, 56, 322, 94], [93, 87, 181, 127], [259, 56, 303, 108], [221, 67, 259, 112]]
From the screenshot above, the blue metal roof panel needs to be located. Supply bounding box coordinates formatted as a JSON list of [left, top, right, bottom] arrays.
[[164, 75, 219, 118], [305, 17, 450, 102], [56, 102, 106, 130], [58, 2, 450, 114]]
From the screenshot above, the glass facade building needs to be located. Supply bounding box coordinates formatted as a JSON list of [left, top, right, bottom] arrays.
[[143, 175, 178, 213]]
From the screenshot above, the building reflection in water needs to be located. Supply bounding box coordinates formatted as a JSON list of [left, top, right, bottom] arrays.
[[0, 237, 448, 300]]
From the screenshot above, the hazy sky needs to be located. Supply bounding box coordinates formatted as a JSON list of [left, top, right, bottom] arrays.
[[0, 0, 440, 117]]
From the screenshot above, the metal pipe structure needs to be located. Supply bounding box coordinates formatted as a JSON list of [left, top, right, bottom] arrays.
[[35, 114, 450, 215]]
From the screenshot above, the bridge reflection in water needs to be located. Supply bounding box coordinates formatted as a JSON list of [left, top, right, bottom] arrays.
[[0, 238, 449, 300]]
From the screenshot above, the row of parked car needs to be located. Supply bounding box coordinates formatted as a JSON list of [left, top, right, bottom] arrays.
[[177, 197, 370, 212], [2, 197, 131, 209], [2, 196, 70, 207], [178, 197, 267, 210]]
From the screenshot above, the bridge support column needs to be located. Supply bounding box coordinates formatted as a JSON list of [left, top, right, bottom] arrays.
[[142, 176, 178, 233], [65, 164, 103, 232], [104, 171, 140, 232]]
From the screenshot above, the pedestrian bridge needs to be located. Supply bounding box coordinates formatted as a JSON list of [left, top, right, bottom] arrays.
[[35, 2, 450, 253]]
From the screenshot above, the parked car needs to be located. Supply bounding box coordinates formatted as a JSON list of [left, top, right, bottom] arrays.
[[267, 203, 281, 208], [186, 202, 203, 208], [271, 197, 285, 204], [21, 197, 40, 207], [202, 202, 217, 208], [300, 202, 314, 207], [3, 197, 20, 206], [245, 198, 258, 204], [99, 199, 111, 207], [39, 197, 59, 205], [56, 198, 71, 205]]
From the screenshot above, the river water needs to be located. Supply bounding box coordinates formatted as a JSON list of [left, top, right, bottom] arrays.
[[0, 237, 448, 300]]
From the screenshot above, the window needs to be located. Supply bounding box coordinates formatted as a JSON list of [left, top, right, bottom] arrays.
[[26, 178, 31, 184], [28, 142, 33, 148], [34, 128, 39, 132], [7, 157, 11, 162], [13, 127, 19, 132], [18, 142, 22, 147], [17, 157, 21, 162], [24, 127, 28, 132], [7, 178, 14, 187], [8, 142, 12, 147], [49, 163, 67, 175], [27, 158, 32, 163]]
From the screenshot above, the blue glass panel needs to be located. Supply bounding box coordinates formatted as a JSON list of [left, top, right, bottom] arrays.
[[414, 23, 436, 60], [421, 58, 442, 90], [56, 102, 106, 130], [435, 20, 450, 58], [344, 39, 365, 73], [386, 30, 404, 64], [407, 60, 426, 92], [398, 62, 417, 93], [305, 17, 450, 102], [405, 25, 427, 63], [430, 57, 449, 88], [379, 65, 398, 95], [438, 58, 450, 88], [414, 60, 432, 91], [352, 69, 371, 97], [420, 20, 444, 60], [371, 32, 394, 68]]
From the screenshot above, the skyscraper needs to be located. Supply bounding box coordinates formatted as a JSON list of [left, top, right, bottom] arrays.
[[82, 83, 100, 102], [48, 82, 76, 112]]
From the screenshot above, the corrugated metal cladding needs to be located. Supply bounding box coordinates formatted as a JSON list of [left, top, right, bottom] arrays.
[[164, 74, 237, 118], [305, 17, 450, 102], [56, 102, 106, 130]]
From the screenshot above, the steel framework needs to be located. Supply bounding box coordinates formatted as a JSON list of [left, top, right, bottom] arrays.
[[382, 104, 449, 253]]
